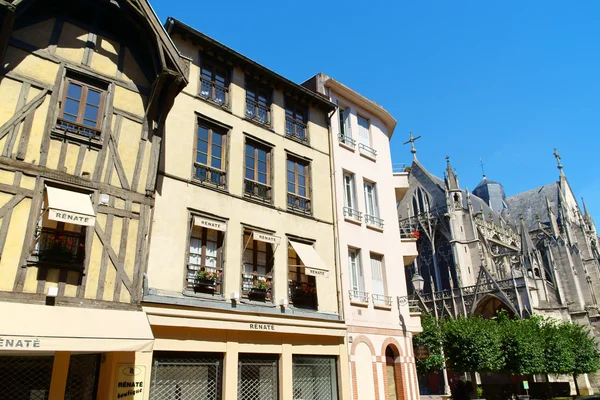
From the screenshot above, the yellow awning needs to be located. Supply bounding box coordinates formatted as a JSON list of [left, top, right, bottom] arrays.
[[46, 186, 95, 227], [289, 241, 329, 277], [0, 302, 154, 352]]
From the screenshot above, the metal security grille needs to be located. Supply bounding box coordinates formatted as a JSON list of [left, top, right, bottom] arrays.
[[65, 354, 100, 400], [292, 356, 338, 400], [150, 353, 223, 400], [0, 356, 54, 400], [238, 355, 278, 400]]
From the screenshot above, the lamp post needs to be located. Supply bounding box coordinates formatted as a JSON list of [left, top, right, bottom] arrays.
[[412, 272, 425, 293]]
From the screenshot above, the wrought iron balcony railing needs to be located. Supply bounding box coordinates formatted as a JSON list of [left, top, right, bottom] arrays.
[[285, 117, 308, 143], [372, 293, 393, 307], [244, 179, 272, 202], [33, 228, 85, 266], [349, 289, 369, 303], [287, 193, 311, 215], [194, 164, 226, 188], [358, 143, 377, 159], [56, 119, 101, 141], [365, 214, 384, 229], [343, 207, 362, 221], [245, 98, 271, 126], [338, 133, 356, 147], [199, 78, 229, 107]]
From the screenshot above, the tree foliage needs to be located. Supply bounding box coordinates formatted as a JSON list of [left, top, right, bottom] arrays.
[[568, 323, 600, 376], [542, 319, 575, 375], [498, 313, 545, 375], [413, 314, 445, 374]]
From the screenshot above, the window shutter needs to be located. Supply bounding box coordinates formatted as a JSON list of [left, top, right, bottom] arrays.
[[357, 116, 370, 146], [373, 184, 380, 218], [344, 108, 353, 140], [371, 256, 385, 295]]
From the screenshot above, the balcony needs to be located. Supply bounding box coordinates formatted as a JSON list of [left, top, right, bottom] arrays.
[[349, 289, 369, 304], [245, 98, 271, 127], [244, 179, 272, 202], [392, 164, 410, 202], [32, 228, 85, 267], [287, 193, 311, 215], [358, 143, 377, 160], [194, 164, 226, 188], [55, 118, 101, 142], [289, 280, 317, 309], [199, 77, 229, 108], [187, 265, 222, 295], [338, 133, 355, 149], [365, 214, 384, 230], [372, 293, 393, 308], [285, 117, 308, 144], [343, 207, 362, 222], [399, 225, 419, 265]]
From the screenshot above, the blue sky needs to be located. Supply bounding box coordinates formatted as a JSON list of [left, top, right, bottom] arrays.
[[152, 0, 600, 225]]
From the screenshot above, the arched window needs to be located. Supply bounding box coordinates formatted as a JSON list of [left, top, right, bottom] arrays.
[[385, 345, 403, 400]]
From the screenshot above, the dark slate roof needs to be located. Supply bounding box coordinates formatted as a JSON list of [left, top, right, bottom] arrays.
[[504, 183, 559, 230]]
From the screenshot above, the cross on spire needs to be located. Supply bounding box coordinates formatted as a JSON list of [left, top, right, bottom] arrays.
[[553, 148, 563, 170], [404, 131, 421, 160], [479, 157, 486, 178]]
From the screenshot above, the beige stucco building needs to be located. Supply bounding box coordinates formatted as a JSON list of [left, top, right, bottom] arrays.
[[304, 73, 421, 400], [143, 19, 350, 400]]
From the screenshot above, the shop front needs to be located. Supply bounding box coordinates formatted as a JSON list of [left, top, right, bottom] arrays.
[[0, 302, 155, 399], [144, 305, 350, 400]]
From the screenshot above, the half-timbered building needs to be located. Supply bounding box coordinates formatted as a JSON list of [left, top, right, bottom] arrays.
[[0, 0, 186, 398]]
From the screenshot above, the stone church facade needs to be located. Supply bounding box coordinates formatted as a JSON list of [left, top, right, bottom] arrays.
[[397, 142, 600, 394]]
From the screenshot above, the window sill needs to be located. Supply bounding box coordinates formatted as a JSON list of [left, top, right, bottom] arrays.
[[344, 216, 362, 225], [243, 116, 274, 132], [374, 303, 393, 311], [27, 259, 85, 271], [287, 207, 313, 218], [350, 299, 369, 308], [50, 129, 103, 149], [338, 141, 355, 152], [182, 290, 225, 301], [366, 223, 384, 232], [243, 193, 273, 205], [359, 150, 377, 162], [285, 133, 310, 147], [190, 178, 228, 193], [195, 94, 233, 114]]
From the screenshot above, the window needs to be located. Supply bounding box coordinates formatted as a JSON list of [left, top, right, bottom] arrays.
[[238, 355, 278, 400], [151, 354, 223, 400], [194, 121, 227, 187], [292, 356, 338, 400], [371, 254, 391, 306], [187, 224, 224, 295], [287, 157, 310, 214], [364, 181, 383, 229], [357, 115, 376, 158], [348, 248, 366, 302], [338, 106, 354, 147], [242, 230, 274, 301], [57, 76, 105, 140], [342, 172, 360, 220], [200, 58, 229, 106], [285, 101, 308, 143], [245, 80, 271, 126], [288, 244, 317, 309], [244, 140, 271, 202]]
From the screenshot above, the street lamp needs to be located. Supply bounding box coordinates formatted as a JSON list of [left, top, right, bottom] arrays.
[[411, 273, 425, 293]]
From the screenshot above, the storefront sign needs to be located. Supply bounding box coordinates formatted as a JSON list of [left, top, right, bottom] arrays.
[[414, 344, 430, 360], [249, 323, 275, 331], [0, 336, 41, 349], [193, 216, 226, 231], [115, 364, 146, 399], [48, 209, 95, 226], [252, 231, 280, 245], [306, 267, 329, 278]]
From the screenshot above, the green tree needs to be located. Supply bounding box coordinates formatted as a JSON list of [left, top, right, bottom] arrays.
[[498, 313, 545, 375], [541, 319, 575, 376], [568, 323, 600, 395], [413, 314, 445, 375]]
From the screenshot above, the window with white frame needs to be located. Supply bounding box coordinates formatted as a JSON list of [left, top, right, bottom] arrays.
[[371, 253, 386, 296], [357, 115, 376, 158], [342, 172, 360, 220], [364, 181, 383, 228], [338, 106, 354, 147], [348, 248, 366, 302]]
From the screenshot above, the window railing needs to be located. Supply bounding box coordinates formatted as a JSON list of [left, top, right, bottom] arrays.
[[32, 228, 85, 266], [343, 207, 362, 221], [287, 193, 311, 214], [349, 289, 369, 303], [358, 143, 377, 159], [285, 117, 308, 143], [242, 272, 272, 301], [194, 163, 226, 188], [289, 280, 317, 309], [372, 293, 392, 307], [365, 214, 384, 229], [199, 77, 229, 107], [338, 133, 355, 147], [244, 179, 272, 202], [187, 264, 223, 295], [245, 98, 271, 126], [55, 119, 101, 141]]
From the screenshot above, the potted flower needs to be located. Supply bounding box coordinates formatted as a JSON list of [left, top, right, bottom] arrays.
[[408, 231, 420, 239], [194, 270, 220, 294], [291, 283, 317, 308], [248, 278, 270, 301]]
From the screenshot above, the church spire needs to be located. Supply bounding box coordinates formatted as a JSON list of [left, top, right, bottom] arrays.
[[445, 155, 459, 190], [520, 216, 535, 255], [404, 132, 421, 161], [553, 148, 565, 177], [582, 197, 590, 217]]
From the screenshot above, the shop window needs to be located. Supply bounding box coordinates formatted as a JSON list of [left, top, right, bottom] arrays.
[[65, 354, 100, 400], [292, 356, 338, 400], [242, 230, 276, 302], [187, 216, 225, 295], [150, 353, 223, 400], [0, 356, 54, 399], [238, 355, 278, 400]]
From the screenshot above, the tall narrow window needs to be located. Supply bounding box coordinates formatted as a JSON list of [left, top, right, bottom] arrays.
[[364, 181, 383, 228], [245, 80, 271, 126], [187, 222, 224, 295], [288, 243, 317, 309], [348, 248, 367, 302], [287, 157, 310, 214], [371, 254, 385, 295], [285, 101, 308, 143], [244, 140, 271, 201], [357, 115, 376, 158], [194, 121, 227, 187], [338, 106, 354, 147], [342, 173, 360, 221], [57, 76, 105, 140], [242, 230, 274, 302], [200, 58, 229, 106]]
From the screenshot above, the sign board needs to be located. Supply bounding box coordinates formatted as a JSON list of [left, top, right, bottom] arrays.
[[115, 364, 146, 399], [48, 209, 95, 226], [523, 381, 529, 390], [414, 344, 430, 360], [305, 267, 329, 278], [0, 336, 41, 349], [253, 231, 280, 245], [193, 216, 226, 232]]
